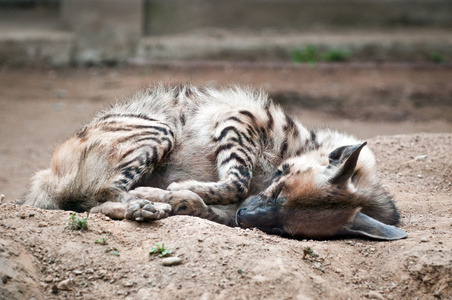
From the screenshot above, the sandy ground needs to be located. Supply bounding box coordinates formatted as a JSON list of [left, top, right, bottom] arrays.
[[0, 65, 451, 299]]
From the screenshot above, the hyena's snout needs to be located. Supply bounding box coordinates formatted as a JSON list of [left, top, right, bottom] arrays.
[[236, 195, 284, 235]]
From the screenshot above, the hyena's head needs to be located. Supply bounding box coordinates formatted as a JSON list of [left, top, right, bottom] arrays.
[[237, 142, 407, 240]]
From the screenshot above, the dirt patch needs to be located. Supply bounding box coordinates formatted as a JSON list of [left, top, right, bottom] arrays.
[[1, 133, 451, 300], [0, 66, 451, 299]]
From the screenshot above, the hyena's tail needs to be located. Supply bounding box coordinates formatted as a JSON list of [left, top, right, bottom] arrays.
[[19, 167, 105, 212], [19, 137, 120, 212], [19, 169, 60, 210]]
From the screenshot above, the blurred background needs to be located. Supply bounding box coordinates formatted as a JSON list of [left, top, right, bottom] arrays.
[[0, 0, 452, 201], [0, 0, 451, 65]]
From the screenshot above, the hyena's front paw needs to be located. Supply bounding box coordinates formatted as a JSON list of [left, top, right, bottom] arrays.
[[167, 181, 202, 193], [125, 199, 171, 222]]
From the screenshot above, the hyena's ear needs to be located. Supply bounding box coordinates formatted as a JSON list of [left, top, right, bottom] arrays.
[[339, 211, 408, 240], [328, 142, 367, 185]]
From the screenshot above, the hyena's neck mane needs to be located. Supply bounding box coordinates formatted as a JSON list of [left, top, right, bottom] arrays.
[[268, 111, 364, 167]]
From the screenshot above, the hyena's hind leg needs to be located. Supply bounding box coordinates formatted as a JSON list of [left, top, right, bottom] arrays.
[[89, 121, 176, 221], [22, 116, 174, 222]]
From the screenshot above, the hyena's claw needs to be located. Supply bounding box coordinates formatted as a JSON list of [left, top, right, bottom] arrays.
[[125, 200, 171, 221]]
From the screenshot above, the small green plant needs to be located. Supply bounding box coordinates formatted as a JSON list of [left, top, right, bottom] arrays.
[[105, 246, 120, 256], [67, 213, 88, 230], [292, 45, 318, 64], [149, 243, 173, 257], [302, 246, 319, 259], [95, 234, 109, 245], [323, 48, 351, 62]]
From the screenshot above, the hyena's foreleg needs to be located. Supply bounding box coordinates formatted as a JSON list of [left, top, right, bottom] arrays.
[[168, 111, 260, 204], [129, 187, 239, 226]]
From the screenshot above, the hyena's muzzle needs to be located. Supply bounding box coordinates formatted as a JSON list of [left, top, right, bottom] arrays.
[[236, 197, 407, 241]]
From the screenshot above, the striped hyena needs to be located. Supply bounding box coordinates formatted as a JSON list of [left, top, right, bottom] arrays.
[[21, 84, 407, 240]]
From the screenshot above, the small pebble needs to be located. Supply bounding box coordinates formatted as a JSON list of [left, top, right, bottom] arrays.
[[162, 257, 182, 266], [57, 278, 74, 290], [44, 275, 53, 283], [414, 155, 428, 161], [38, 222, 48, 228], [123, 281, 134, 287], [368, 291, 385, 300], [421, 237, 429, 242]]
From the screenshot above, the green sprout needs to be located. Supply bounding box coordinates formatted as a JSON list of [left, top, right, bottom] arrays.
[[67, 213, 88, 230], [105, 246, 120, 256], [302, 247, 319, 259], [95, 234, 109, 245], [149, 243, 174, 257]]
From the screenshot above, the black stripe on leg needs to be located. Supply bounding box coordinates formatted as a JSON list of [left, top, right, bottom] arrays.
[[122, 170, 135, 180], [239, 130, 256, 148], [220, 153, 248, 167], [114, 179, 130, 191], [215, 126, 243, 144], [233, 180, 246, 195], [246, 125, 258, 138], [231, 165, 251, 180], [146, 146, 159, 166], [117, 160, 135, 170], [161, 137, 173, 150], [230, 172, 250, 187], [215, 143, 235, 157], [227, 138, 254, 154], [236, 148, 252, 164]]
